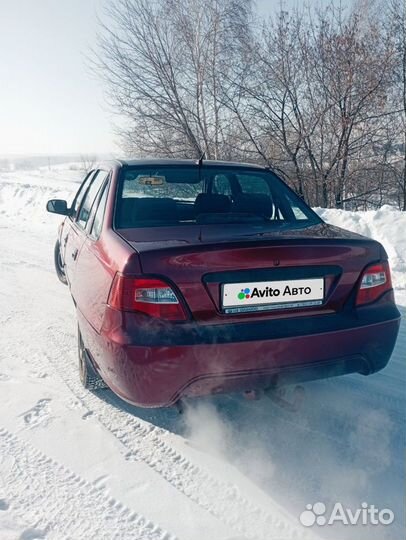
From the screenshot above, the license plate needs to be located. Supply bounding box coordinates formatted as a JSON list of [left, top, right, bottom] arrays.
[[222, 278, 324, 313]]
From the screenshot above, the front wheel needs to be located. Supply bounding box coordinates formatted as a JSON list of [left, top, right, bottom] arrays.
[[54, 240, 68, 285], [78, 329, 107, 390]]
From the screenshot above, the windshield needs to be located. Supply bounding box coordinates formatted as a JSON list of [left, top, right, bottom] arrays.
[[115, 165, 321, 229]]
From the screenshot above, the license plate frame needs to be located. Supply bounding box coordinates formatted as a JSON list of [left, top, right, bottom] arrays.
[[221, 278, 324, 314]]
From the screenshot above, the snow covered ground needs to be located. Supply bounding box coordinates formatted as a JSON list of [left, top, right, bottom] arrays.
[[0, 166, 404, 540]]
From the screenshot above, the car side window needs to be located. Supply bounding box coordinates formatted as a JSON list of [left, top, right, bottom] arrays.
[[77, 170, 108, 229], [212, 175, 232, 196], [237, 175, 271, 195], [71, 171, 95, 219], [90, 181, 109, 239], [86, 173, 110, 234], [286, 194, 308, 220]]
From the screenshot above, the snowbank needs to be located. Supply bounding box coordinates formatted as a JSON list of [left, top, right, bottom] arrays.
[[316, 206, 406, 291], [0, 168, 81, 230]]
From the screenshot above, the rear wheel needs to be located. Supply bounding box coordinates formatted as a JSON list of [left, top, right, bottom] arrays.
[[54, 240, 68, 285], [78, 329, 107, 390]]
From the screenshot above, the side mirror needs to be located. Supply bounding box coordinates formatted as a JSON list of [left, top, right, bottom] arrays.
[[46, 199, 71, 216]]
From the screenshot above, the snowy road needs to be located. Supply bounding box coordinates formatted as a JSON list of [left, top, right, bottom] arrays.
[[0, 168, 404, 540]]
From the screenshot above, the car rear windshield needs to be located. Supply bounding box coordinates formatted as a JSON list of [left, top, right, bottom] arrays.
[[115, 165, 321, 229]]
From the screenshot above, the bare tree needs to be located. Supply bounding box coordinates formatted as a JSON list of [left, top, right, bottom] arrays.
[[95, 0, 404, 209], [226, 2, 396, 206], [386, 0, 406, 210], [95, 0, 253, 159]]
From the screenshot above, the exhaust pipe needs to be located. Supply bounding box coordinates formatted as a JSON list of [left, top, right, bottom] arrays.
[[264, 385, 305, 412]]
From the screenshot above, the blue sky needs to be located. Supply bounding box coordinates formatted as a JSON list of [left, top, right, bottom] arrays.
[[0, 0, 113, 155], [0, 0, 290, 156]]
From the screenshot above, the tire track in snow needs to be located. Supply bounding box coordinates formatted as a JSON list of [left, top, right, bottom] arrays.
[[0, 427, 176, 540]]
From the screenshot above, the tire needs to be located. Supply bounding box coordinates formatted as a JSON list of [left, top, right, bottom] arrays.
[[78, 328, 107, 390], [54, 240, 68, 285]]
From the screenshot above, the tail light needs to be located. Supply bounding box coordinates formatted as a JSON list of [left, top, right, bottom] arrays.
[[356, 262, 392, 306], [108, 275, 188, 321]]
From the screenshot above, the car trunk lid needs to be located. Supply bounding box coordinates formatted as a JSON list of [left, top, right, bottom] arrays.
[[118, 223, 383, 323]]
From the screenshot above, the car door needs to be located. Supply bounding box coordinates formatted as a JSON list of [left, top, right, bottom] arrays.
[[62, 171, 96, 287], [65, 170, 108, 302], [74, 174, 113, 334]]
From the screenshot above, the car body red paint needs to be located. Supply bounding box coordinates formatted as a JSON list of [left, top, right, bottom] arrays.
[[47, 159, 401, 408]]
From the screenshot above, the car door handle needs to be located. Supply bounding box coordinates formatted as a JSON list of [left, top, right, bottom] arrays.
[[72, 248, 78, 260]]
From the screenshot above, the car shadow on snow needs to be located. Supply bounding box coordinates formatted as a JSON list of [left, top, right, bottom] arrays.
[[95, 302, 405, 540]]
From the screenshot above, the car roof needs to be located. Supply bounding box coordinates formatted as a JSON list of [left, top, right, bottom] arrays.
[[99, 158, 269, 171]]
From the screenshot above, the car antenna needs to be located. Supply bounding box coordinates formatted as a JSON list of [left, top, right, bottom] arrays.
[[197, 150, 206, 191], [197, 151, 206, 166], [197, 151, 205, 243]]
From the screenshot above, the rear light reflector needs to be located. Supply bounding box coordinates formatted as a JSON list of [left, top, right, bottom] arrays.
[[356, 262, 392, 306], [108, 275, 187, 321]]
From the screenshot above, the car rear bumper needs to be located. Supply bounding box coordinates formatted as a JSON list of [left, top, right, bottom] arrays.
[[81, 295, 401, 408]]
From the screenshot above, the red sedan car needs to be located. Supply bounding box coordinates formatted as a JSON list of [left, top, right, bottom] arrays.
[[47, 159, 400, 408]]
